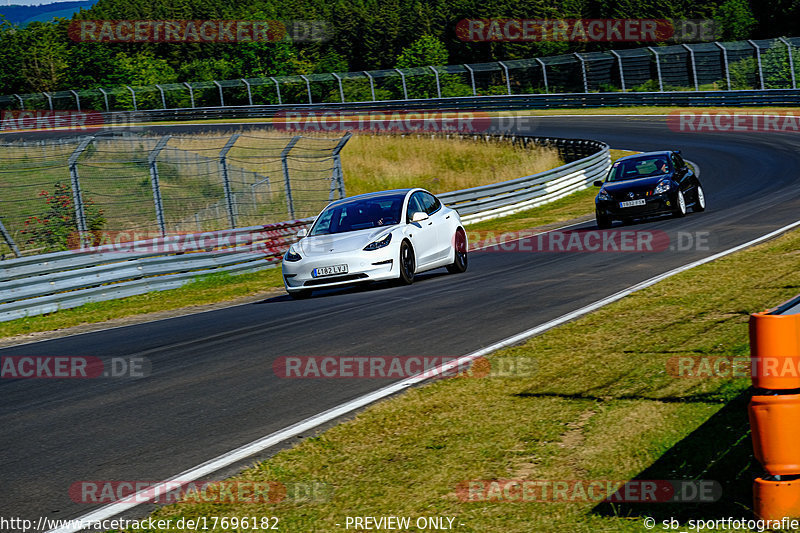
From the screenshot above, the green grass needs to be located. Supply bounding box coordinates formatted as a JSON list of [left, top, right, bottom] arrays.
[[112, 223, 800, 533]]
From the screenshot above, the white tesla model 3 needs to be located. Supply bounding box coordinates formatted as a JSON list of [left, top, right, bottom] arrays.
[[281, 188, 468, 298]]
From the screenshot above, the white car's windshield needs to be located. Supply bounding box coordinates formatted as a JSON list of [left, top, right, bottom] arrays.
[[310, 194, 405, 235]]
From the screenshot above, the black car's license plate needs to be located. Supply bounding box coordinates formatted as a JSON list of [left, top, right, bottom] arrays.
[[619, 199, 646, 208], [312, 264, 348, 277]]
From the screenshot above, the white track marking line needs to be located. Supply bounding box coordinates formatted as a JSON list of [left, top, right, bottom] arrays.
[[48, 215, 800, 533]]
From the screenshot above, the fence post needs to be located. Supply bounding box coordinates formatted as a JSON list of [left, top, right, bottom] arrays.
[[0, 219, 21, 258], [270, 77, 282, 105], [648, 47, 664, 91], [68, 137, 94, 247], [682, 44, 699, 91], [126, 86, 138, 111], [363, 71, 376, 101], [332, 73, 345, 102], [184, 82, 195, 108], [43, 92, 53, 111], [70, 90, 81, 112], [219, 134, 241, 229], [214, 80, 224, 107], [463, 64, 477, 96], [428, 66, 442, 98], [573, 54, 588, 92], [749, 40, 765, 89], [300, 75, 313, 103], [281, 136, 301, 219], [779, 37, 797, 89], [609, 50, 626, 91], [715, 42, 732, 90], [148, 136, 171, 236], [535, 58, 548, 93], [241, 79, 253, 106], [498, 61, 512, 95], [331, 132, 352, 200], [155, 84, 166, 109], [13, 94, 24, 110], [394, 69, 408, 99], [98, 88, 110, 112]]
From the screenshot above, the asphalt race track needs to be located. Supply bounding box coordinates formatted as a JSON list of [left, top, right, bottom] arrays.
[[2, 115, 800, 524]]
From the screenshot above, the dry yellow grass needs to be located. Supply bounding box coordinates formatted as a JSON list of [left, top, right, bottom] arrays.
[[341, 134, 562, 195]]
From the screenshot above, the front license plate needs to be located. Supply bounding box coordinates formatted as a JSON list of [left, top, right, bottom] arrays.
[[312, 264, 348, 278], [619, 199, 646, 208]]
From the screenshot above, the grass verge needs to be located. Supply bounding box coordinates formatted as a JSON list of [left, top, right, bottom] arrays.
[[120, 227, 800, 533]]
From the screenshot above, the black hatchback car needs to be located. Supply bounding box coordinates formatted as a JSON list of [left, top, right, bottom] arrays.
[[594, 150, 705, 229]]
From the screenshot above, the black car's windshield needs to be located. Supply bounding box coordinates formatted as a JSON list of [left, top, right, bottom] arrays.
[[607, 156, 671, 182], [310, 194, 405, 235]]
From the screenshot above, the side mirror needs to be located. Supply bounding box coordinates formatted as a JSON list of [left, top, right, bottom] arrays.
[[411, 211, 429, 223], [296, 228, 308, 238], [593, 180, 604, 187]]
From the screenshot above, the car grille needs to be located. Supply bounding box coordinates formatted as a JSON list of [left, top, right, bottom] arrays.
[[611, 190, 650, 201], [304, 273, 369, 286]]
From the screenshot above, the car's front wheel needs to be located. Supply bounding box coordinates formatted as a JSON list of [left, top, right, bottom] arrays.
[[447, 228, 468, 274], [398, 240, 415, 285], [596, 210, 612, 229], [693, 185, 706, 212], [672, 190, 687, 218]]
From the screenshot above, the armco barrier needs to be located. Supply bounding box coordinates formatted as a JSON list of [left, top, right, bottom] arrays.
[[0, 134, 609, 322], [749, 294, 800, 520]]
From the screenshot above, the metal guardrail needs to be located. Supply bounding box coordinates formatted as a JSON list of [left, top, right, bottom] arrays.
[[0, 134, 609, 322]]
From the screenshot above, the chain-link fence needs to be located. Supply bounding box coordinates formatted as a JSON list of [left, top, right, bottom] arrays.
[[0, 132, 349, 257], [1, 38, 799, 113]]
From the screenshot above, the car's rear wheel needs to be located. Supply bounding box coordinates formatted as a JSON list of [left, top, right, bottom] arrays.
[[447, 228, 468, 274], [596, 211, 612, 229], [289, 289, 312, 299], [398, 240, 415, 285], [693, 185, 706, 212], [672, 190, 687, 218]]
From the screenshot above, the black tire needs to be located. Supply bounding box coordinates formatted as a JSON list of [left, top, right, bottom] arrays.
[[672, 190, 687, 218], [693, 185, 706, 212], [596, 211, 612, 229], [398, 240, 415, 285], [446, 228, 468, 274], [289, 289, 312, 299]]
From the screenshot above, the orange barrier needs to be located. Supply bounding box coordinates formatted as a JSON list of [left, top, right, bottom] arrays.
[[749, 295, 800, 520], [750, 311, 800, 389], [749, 394, 800, 475], [753, 477, 800, 520]]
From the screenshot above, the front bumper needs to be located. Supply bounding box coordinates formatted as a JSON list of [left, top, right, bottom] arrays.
[[281, 247, 398, 292], [596, 192, 676, 219]]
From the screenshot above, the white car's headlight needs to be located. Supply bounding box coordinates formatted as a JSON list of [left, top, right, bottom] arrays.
[[654, 180, 671, 195], [597, 189, 611, 201], [363, 233, 392, 251], [284, 245, 302, 262]]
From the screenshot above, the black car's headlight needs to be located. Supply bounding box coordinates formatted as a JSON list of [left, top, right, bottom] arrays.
[[597, 189, 611, 201], [654, 180, 671, 195], [363, 233, 392, 251], [284, 246, 302, 262]]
